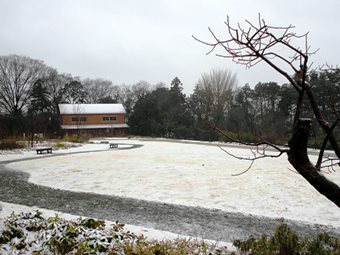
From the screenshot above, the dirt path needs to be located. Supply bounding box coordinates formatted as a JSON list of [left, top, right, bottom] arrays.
[[0, 147, 339, 242]]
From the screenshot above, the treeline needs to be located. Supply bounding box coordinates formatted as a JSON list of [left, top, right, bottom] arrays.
[[1, 54, 339, 146], [129, 69, 340, 146], [0, 55, 171, 137]]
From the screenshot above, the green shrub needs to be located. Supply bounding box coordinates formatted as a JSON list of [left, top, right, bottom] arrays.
[[305, 233, 340, 255], [122, 236, 229, 255], [233, 223, 340, 255], [0, 227, 24, 245], [80, 218, 105, 229]]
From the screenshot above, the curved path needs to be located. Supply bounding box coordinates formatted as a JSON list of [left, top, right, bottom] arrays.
[[0, 144, 339, 242]]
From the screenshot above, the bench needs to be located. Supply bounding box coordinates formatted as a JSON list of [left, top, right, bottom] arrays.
[[36, 147, 52, 154], [109, 143, 118, 149]]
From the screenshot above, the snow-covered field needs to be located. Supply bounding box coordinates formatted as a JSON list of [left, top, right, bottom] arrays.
[[1, 138, 339, 238]]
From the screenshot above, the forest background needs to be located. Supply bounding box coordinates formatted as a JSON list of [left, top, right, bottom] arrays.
[[0, 54, 339, 148]]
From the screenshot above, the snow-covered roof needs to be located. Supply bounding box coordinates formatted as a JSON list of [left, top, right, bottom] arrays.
[[61, 124, 129, 129], [58, 104, 126, 114]]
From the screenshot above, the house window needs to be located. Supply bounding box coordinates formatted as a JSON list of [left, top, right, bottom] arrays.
[[72, 117, 87, 122], [102, 116, 116, 121]]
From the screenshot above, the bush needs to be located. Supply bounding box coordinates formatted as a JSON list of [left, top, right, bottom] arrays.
[[62, 135, 89, 143], [2, 212, 339, 255], [52, 143, 67, 149], [0, 211, 231, 255], [0, 139, 25, 150], [233, 223, 340, 255]]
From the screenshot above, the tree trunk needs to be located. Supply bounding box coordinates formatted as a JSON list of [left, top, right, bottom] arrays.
[[288, 119, 340, 207]]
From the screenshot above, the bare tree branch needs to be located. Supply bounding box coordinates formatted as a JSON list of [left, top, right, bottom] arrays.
[[315, 118, 339, 169], [193, 14, 340, 207]]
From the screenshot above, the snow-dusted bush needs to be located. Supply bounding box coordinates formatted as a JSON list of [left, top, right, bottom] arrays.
[[0, 211, 136, 254], [0, 211, 231, 254]]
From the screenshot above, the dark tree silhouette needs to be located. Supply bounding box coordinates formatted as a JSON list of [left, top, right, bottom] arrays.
[[0, 55, 48, 115], [193, 15, 340, 207]]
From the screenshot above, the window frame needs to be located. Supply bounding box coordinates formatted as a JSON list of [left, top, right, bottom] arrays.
[[102, 116, 117, 122], [71, 116, 87, 122]]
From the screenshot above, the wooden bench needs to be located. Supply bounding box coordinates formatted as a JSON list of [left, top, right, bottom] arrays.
[[109, 143, 118, 149], [36, 147, 52, 154]]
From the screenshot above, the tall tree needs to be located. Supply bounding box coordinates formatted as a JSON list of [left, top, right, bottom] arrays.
[[131, 80, 152, 101], [41, 71, 75, 136], [253, 82, 280, 120], [0, 55, 49, 115], [128, 88, 163, 136], [62, 80, 87, 104], [120, 81, 154, 117], [197, 68, 237, 125], [190, 68, 237, 141], [309, 69, 340, 121], [30, 79, 50, 112], [251, 82, 282, 140], [166, 77, 192, 138], [129, 78, 193, 139], [226, 84, 256, 133], [29, 79, 51, 141], [43, 70, 73, 115], [194, 15, 340, 206], [170, 77, 184, 95], [83, 78, 114, 103]]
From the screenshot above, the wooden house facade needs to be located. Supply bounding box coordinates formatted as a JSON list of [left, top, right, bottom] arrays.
[[58, 104, 129, 137]]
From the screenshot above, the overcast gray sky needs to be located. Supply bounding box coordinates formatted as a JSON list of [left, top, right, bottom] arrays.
[[1, 0, 339, 95]]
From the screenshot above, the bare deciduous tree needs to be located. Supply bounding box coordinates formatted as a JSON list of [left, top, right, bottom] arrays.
[[44, 70, 73, 114], [197, 68, 237, 125], [131, 80, 152, 101], [62, 79, 87, 104], [83, 78, 114, 103], [0, 55, 49, 115], [193, 15, 340, 207]]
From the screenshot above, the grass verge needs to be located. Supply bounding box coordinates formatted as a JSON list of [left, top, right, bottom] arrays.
[[0, 139, 26, 150]]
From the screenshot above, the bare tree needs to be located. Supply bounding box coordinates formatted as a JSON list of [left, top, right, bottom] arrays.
[[83, 78, 114, 103], [197, 68, 237, 126], [44, 70, 74, 113], [119, 81, 154, 116], [0, 55, 49, 115], [131, 80, 152, 101], [62, 79, 87, 104], [111, 85, 122, 102], [193, 15, 340, 207]]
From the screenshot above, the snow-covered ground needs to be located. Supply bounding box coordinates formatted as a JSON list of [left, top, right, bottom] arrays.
[[1, 138, 339, 234]]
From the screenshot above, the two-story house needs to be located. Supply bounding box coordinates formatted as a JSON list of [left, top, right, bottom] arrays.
[[58, 104, 129, 137]]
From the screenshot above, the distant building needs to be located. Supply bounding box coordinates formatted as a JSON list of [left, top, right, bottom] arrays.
[[58, 104, 129, 137]]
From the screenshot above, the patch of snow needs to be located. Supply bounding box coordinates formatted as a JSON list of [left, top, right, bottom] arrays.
[[58, 103, 126, 114], [0, 142, 105, 162], [61, 123, 129, 129], [5, 139, 339, 228]]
